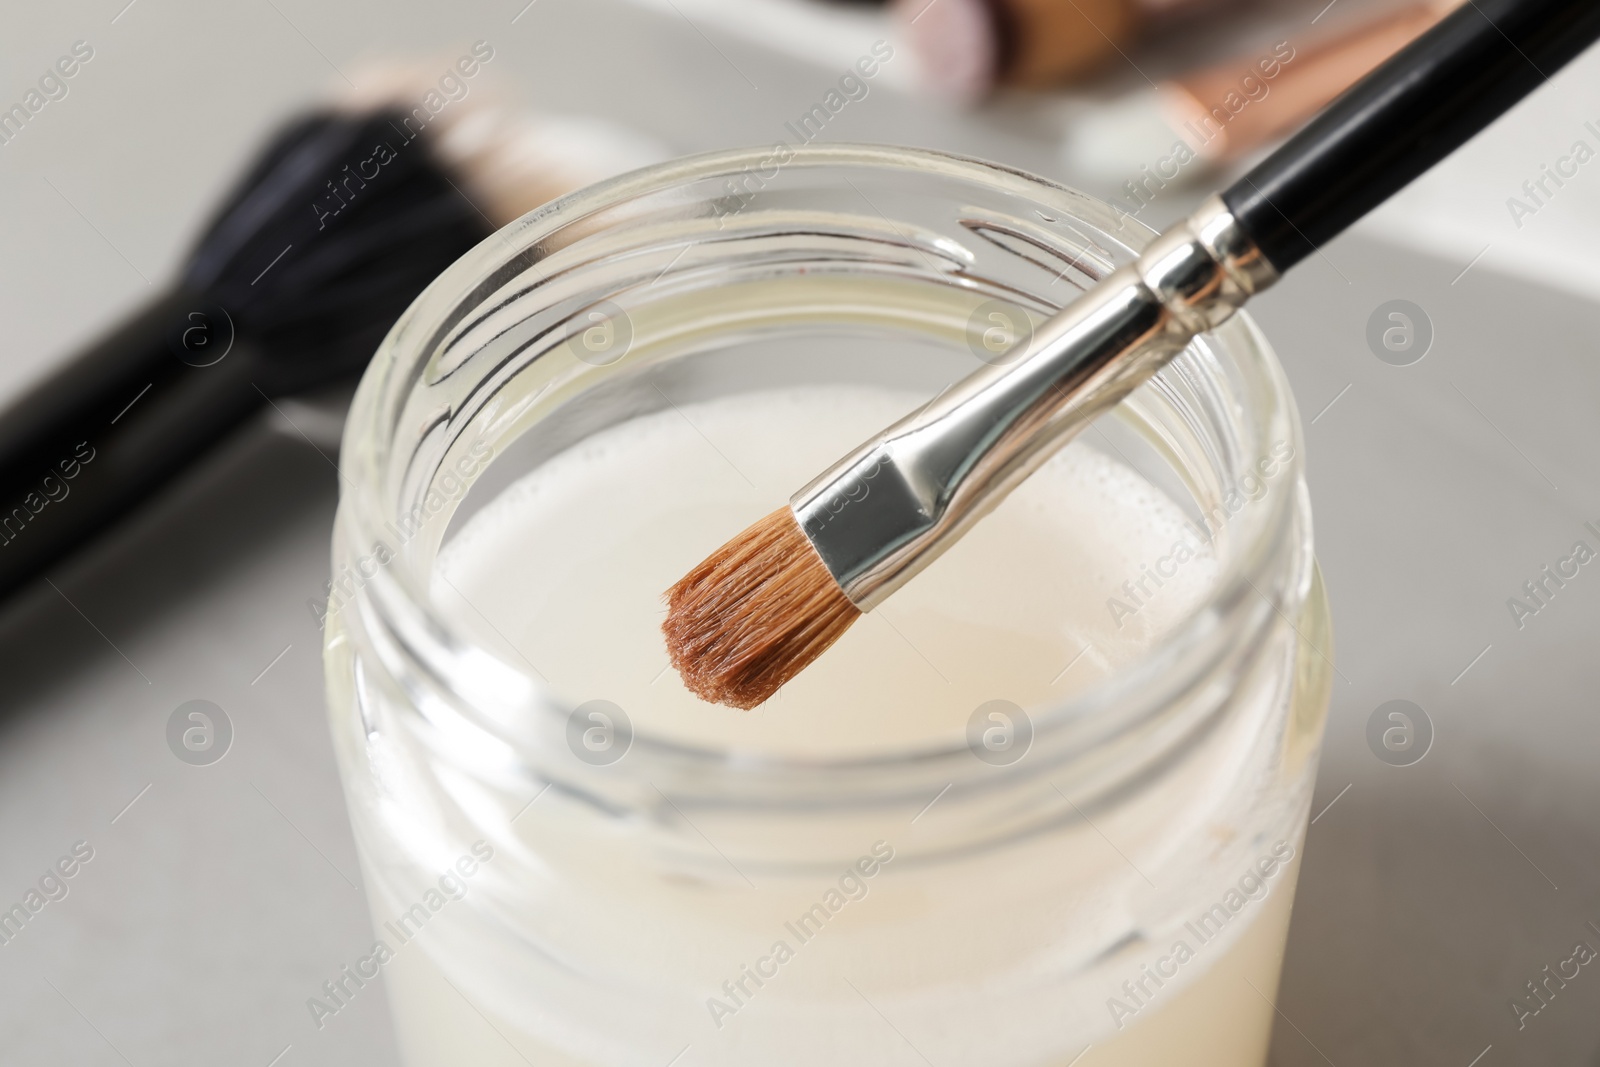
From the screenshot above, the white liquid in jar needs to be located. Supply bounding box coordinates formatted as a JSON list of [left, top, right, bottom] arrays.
[[376, 384, 1300, 1066], [438, 385, 1216, 751]]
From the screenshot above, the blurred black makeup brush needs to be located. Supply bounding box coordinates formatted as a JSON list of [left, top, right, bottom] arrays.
[[0, 75, 660, 603]]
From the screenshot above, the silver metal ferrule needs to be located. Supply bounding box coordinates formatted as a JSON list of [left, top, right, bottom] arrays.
[[790, 196, 1278, 611]]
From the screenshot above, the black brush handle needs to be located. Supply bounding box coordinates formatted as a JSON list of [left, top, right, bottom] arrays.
[[0, 108, 493, 606], [1223, 0, 1600, 273], [0, 290, 265, 603]]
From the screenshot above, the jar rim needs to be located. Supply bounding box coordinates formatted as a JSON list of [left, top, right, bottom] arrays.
[[333, 143, 1310, 801]]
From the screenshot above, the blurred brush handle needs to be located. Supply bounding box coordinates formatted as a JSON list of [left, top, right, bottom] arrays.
[[0, 289, 266, 603], [1172, 1, 1449, 164], [1223, 0, 1600, 273], [1135, 0, 1233, 12], [989, 0, 1248, 87]]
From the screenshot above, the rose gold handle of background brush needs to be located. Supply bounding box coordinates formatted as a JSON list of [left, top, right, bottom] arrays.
[[1168, 0, 1458, 163]]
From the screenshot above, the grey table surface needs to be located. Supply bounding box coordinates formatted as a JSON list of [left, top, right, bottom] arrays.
[[3, 2, 1600, 1065]]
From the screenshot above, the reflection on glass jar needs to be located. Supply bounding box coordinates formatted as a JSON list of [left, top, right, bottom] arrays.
[[324, 145, 1332, 1067]]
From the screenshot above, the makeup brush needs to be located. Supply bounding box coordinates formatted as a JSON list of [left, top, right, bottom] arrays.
[[664, 0, 1600, 709], [0, 68, 660, 604]]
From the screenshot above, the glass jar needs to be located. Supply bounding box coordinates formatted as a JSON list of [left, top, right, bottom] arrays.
[[324, 144, 1331, 1067]]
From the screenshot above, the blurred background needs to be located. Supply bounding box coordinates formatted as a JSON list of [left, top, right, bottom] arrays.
[[2, 0, 1599, 1063]]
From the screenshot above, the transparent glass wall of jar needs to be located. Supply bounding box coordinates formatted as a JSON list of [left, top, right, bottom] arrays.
[[323, 146, 1333, 1067]]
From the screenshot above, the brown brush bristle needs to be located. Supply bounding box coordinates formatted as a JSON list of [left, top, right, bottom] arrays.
[[663, 507, 860, 709]]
